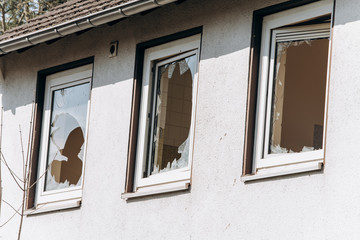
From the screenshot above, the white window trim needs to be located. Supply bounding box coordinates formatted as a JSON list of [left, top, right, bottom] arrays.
[[123, 34, 201, 198], [32, 64, 92, 213], [243, 0, 333, 181]]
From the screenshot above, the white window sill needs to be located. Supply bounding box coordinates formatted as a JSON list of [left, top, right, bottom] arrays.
[[121, 180, 190, 199], [25, 198, 81, 215], [241, 160, 323, 182]]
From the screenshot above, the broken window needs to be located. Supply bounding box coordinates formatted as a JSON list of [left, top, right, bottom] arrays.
[[45, 82, 90, 191], [269, 39, 328, 154], [35, 64, 92, 209], [147, 55, 196, 176], [243, 0, 333, 181], [123, 34, 201, 198]]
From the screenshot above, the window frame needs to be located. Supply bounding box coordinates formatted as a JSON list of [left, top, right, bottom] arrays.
[[123, 31, 202, 199], [144, 50, 197, 177], [242, 0, 333, 181], [27, 61, 93, 214]]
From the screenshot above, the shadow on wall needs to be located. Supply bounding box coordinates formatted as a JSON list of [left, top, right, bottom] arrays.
[[332, 0, 360, 26], [0, 0, 272, 114]]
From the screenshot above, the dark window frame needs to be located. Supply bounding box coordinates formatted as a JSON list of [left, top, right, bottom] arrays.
[[27, 57, 94, 209], [243, 0, 335, 175], [125, 27, 203, 193]]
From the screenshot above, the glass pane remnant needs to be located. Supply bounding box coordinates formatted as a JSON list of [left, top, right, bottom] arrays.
[[269, 38, 329, 154], [150, 55, 196, 175], [45, 82, 90, 191]]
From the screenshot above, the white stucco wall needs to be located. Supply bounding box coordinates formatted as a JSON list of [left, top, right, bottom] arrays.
[[0, 0, 359, 239]]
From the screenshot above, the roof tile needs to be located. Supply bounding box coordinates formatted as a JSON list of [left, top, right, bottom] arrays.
[[0, 0, 132, 42]]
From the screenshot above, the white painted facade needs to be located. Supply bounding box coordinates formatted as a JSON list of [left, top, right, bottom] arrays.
[[1, 0, 359, 239]]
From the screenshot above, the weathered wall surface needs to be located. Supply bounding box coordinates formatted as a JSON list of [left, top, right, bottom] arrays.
[[0, 0, 358, 239]]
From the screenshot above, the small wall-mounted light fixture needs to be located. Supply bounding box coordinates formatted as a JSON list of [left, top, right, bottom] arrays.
[[109, 41, 118, 58]]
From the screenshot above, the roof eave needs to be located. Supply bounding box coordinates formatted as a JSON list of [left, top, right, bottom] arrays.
[[0, 0, 177, 55]]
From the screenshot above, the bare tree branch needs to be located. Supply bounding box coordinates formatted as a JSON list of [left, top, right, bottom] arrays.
[[25, 102, 34, 186], [19, 125, 25, 180], [2, 199, 21, 216], [1, 155, 24, 191], [0, 204, 21, 228], [1, 153, 24, 183], [27, 164, 51, 191]]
